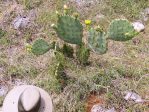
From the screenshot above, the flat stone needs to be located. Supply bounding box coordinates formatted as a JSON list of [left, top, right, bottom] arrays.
[[132, 22, 145, 32], [19, 87, 41, 111], [91, 104, 115, 112], [12, 16, 30, 30], [124, 91, 143, 103]]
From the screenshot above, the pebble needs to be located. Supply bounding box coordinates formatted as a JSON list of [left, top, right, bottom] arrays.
[[144, 8, 149, 15], [124, 91, 144, 103], [91, 104, 115, 112], [132, 22, 145, 32], [12, 16, 30, 30]]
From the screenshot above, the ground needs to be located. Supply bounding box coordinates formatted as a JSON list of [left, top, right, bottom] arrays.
[[0, 0, 149, 112]]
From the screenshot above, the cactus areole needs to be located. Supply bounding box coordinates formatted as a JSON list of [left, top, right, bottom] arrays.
[[56, 15, 83, 45]]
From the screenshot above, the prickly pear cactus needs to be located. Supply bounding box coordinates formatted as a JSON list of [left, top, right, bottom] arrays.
[[108, 19, 137, 41], [32, 39, 50, 56], [55, 15, 83, 45], [88, 28, 107, 54]]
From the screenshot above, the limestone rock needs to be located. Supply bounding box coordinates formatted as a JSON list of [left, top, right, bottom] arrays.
[[12, 16, 30, 30], [91, 104, 115, 112], [132, 22, 145, 32], [124, 91, 144, 103]]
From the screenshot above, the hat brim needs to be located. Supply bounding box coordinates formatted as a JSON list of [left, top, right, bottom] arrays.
[[2, 85, 53, 112]]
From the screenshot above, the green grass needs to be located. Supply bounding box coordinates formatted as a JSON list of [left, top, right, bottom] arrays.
[[109, 0, 148, 20]]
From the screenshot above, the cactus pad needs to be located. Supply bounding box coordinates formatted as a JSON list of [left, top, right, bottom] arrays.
[[108, 19, 137, 41], [56, 15, 83, 45], [88, 28, 107, 54], [32, 39, 50, 56]]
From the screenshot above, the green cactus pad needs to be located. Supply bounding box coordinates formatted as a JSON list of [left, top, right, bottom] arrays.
[[56, 15, 83, 45], [88, 28, 107, 54], [32, 39, 50, 56], [108, 19, 137, 41]]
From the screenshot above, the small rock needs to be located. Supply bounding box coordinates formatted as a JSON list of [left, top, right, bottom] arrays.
[[106, 108, 115, 112], [91, 104, 115, 112], [18, 87, 41, 111], [144, 8, 149, 15], [132, 22, 145, 32], [91, 104, 105, 112], [12, 16, 30, 30], [0, 85, 8, 96], [124, 91, 144, 103], [140, 8, 149, 22]]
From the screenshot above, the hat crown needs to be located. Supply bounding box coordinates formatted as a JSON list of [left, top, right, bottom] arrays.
[[18, 87, 41, 112]]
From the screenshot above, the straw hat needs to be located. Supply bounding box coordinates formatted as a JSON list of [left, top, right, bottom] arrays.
[[2, 85, 53, 112]]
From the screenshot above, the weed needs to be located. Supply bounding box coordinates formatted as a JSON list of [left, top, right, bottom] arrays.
[[23, 0, 42, 9], [109, 0, 148, 20]]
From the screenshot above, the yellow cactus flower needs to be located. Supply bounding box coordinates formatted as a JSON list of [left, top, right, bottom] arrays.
[[85, 20, 91, 25]]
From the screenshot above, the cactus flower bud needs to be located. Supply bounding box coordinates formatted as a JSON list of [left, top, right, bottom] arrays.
[[51, 24, 57, 29], [63, 5, 69, 10], [125, 32, 130, 36], [95, 26, 103, 32], [51, 24, 55, 27], [73, 12, 79, 19], [56, 11, 59, 15], [25, 43, 32, 52]]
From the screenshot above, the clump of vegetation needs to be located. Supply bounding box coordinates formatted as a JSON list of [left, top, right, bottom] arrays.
[[62, 44, 74, 58], [23, 0, 42, 9], [109, 0, 148, 20], [76, 44, 90, 65], [0, 29, 6, 38]]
